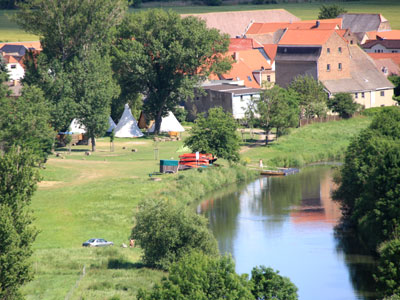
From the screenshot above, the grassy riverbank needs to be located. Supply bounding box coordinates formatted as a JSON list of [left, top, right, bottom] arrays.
[[2, 0, 400, 42], [243, 115, 372, 168], [23, 135, 256, 299], [22, 115, 371, 299]]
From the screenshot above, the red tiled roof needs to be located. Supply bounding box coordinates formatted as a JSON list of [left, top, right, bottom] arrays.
[[218, 49, 271, 88], [246, 19, 341, 35], [4, 55, 20, 64], [263, 44, 278, 62], [229, 38, 263, 51], [366, 30, 400, 40], [368, 53, 400, 66], [278, 29, 336, 45]]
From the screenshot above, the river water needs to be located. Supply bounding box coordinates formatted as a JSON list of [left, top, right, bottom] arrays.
[[197, 166, 377, 300]]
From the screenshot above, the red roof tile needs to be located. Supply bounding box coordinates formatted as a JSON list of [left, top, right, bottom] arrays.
[[278, 29, 336, 45], [0, 41, 41, 51], [263, 44, 278, 62], [229, 38, 263, 51], [368, 53, 400, 66], [366, 30, 400, 40]]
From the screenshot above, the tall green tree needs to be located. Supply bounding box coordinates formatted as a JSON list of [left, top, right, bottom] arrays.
[[132, 199, 218, 270], [184, 107, 241, 162], [113, 9, 231, 134], [256, 85, 299, 144], [0, 147, 39, 299], [318, 4, 347, 20], [0, 85, 55, 161], [388, 75, 400, 104], [70, 50, 120, 151], [16, 0, 127, 63], [137, 251, 253, 300], [289, 75, 327, 119], [16, 0, 127, 132]]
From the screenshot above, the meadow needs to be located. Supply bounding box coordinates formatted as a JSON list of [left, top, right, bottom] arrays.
[[1, 0, 400, 42], [21, 115, 372, 299]]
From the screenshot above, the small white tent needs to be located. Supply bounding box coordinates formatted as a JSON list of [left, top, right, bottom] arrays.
[[114, 104, 143, 138], [69, 118, 86, 134], [107, 116, 117, 133], [148, 111, 185, 133]]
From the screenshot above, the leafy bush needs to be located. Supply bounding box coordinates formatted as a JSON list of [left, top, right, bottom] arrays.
[[375, 239, 400, 297], [328, 93, 361, 118], [137, 251, 253, 300], [131, 199, 218, 270], [250, 266, 298, 300]]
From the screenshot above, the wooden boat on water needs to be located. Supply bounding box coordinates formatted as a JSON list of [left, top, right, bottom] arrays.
[[260, 168, 299, 176]]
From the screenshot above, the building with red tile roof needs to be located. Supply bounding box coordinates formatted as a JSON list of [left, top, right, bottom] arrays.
[[229, 38, 263, 52], [368, 52, 400, 66], [365, 30, 400, 41]]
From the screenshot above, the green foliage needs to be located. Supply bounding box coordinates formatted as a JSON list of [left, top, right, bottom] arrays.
[[0, 85, 55, 161], [113, 9, 231, 133], [16, 0, 127, 63], [0, 147, 38, 299], [256, 85, 299, 144], [328, 92, 361, 119], [375, 239, 400, 297], [203, 0, 222, 6], [137, 251, 253, 300], [334, 107, 400, 249], [0, 53, 8, 83], [132, 199, 218, 270], [289, 75, 328, 119], [184, 107, 241, 162], [173, 106, 188, 123], [70, 50, 120, 151], [318, 4, 347, 19], [250, 266, 298, 300], [388, 75, 400, 104]]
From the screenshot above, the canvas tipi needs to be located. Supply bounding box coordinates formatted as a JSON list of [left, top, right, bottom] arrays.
[[114, 104, 143, 138], [107, 116, 117, 133], [148, 111, 185, 133], [69, 118, 86, 134]]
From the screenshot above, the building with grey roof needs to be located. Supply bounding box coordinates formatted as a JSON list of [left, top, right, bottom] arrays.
[[322, 45, 395, 108], [185, 81, 261, 121], [362, 39, 400, 53]]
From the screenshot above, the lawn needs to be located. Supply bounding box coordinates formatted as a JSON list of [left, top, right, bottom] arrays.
[[2, 0, 400, 42], [19, 114, 373, 299]]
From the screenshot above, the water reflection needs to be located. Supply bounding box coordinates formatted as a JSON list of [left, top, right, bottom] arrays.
[[198, 166, 377, 300]]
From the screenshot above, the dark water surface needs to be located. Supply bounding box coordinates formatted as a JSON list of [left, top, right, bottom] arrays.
[[197, 166, 377, 300]]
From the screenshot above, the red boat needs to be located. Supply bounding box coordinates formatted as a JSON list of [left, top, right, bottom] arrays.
[[178, 153, 216, 169]]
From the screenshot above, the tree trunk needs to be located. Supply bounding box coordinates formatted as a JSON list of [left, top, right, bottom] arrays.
[[91, 136, 96, 152], [265, 130, 270, 146], [154, 110, 163, 135]]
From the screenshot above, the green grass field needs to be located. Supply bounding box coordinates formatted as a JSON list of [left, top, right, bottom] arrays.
[[20, 116, 372, 299], [1, 0, 400, 42]]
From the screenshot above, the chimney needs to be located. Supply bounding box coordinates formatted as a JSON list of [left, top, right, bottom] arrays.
[[234, 52, 239, 62], [316, 20, 320, 28]]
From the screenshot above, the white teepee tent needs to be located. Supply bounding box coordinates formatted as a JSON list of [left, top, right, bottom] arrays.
[[107, 116, 117, 133], [69, 118, 86, 134], [114, 104, 143, 138], [148, 111, 185, 133]]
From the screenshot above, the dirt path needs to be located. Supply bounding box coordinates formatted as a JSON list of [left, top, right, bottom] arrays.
[[240, 129, 276, 153]]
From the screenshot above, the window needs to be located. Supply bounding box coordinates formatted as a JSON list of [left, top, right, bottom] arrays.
[[381, 104, 385, 107], [355, 93, 358, 98], [338, 47, 342, 53], [327, 64, 331, 71], [361, 92, 365, 98], [267, 75, 271, 82], [392, 50, 398, 53], [338, 63, 342, 70], [327, 48, 330, 54], [350, 40, 354, 45], [10, 64, 16, 69], [380, 91, 385, 96]]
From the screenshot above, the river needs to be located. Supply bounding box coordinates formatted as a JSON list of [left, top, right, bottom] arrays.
[[197, 166, 377, 300]]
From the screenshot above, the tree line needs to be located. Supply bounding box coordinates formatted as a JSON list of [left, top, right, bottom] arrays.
[[333, 107, 400, 298]]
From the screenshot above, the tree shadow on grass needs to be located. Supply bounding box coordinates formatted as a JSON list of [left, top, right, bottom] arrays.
[[107, 258, 145, 270]]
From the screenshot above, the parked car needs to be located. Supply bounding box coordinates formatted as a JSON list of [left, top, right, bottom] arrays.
[[82, 238, 114, 247]]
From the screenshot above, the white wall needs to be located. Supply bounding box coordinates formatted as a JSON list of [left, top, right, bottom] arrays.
[[365, 44, 400, 53], [7, 63, 25, 80], [232, 94, 260, 119]]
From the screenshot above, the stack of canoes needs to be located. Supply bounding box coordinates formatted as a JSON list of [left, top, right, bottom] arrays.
[[178, 153, 217, 170]]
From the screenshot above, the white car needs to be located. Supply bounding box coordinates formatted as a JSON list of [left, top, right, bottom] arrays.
[[82, 238, 114, 247]]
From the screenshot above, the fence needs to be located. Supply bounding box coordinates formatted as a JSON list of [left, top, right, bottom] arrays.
[[299, 112, 360, 127]]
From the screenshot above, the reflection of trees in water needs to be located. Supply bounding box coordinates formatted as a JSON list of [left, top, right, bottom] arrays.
[[334, 226, 378, 300]]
